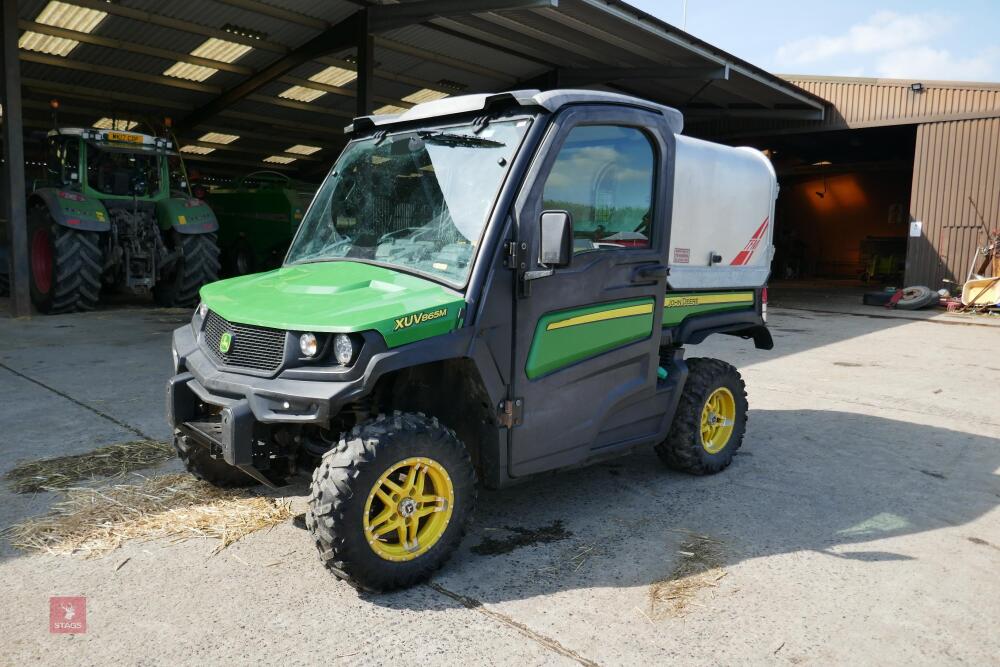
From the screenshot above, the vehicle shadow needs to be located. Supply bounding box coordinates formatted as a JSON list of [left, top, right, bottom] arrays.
[[369, 409, 1000, 608]]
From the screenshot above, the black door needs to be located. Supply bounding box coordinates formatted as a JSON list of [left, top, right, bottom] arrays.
[[509, 105, 676, 477]]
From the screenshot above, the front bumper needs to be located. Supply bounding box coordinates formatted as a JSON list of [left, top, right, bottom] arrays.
[[167, 321, 473, 475], [168, 322, 364, 426]]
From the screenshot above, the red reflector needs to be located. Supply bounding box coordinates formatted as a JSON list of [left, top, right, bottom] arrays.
[[761, 287, 768, 303], [66, 218, 80, 225]]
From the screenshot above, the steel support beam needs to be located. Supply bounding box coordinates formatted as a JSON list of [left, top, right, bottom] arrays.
[[356, 10, 374, 118], [368, 0, 558, 33], [1, 0, 30, 317], [17, 20, 255, 75], [20, 52, 222, 94], [180, 0, 556, 130], [178, 12, 364, 132], [69, 0, 289, 54], [683, 107, 824, 120], [558, 65, 730, 86]]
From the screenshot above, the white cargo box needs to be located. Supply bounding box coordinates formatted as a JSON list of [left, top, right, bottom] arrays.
[[668, 135, 777, 290]]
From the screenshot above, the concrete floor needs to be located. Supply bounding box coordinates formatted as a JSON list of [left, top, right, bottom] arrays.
[[1, 293, 998, 665]]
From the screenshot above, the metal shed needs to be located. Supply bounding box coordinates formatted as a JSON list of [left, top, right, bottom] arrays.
[[2, 0, 830, 316], [704, 75, 1000, 289]]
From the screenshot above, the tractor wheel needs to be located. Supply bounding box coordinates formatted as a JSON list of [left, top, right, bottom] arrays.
[[306, 411, 476, 592], [172, 434, 256, 487], [153, 232, 220, 308], [655, 358, 748, 475], [28, 208, 102, 314], [233, 239, 255, 276]]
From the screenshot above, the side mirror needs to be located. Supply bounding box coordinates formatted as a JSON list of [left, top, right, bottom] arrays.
[[539, 210, 573, 268]]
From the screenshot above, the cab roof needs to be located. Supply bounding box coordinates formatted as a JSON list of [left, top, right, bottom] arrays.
[[347, 89, 684, 136], [47, 128, 175, 153]]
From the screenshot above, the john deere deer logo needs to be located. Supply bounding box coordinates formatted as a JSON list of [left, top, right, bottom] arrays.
[[219, 332, 233, 354]]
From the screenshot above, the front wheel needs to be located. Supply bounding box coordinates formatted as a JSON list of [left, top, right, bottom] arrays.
[[153, 232, 220, 307], [306, 412, 476, 592], [655, 357, 748, 475]]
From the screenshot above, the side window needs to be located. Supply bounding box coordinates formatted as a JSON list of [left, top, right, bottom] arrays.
[[542, 125, 655, 252]]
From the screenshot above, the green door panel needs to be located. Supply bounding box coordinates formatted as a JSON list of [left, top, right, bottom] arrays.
[[525, 298, 655, 379], [199, 261, 465, 348], [661, 291, 755, 326]]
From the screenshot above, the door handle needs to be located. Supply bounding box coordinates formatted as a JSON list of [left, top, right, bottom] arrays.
[[632, 263, 669, 281]]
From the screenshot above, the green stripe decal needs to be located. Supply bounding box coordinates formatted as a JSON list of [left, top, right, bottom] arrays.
[[526, 298, 655, 379], [662, 291, 755, 326]]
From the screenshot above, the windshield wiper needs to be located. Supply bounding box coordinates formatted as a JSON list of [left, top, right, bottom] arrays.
[[417, 131, 504, 148]]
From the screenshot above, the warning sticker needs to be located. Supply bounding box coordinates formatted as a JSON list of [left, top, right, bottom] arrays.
[[673, 247, 690, 264]]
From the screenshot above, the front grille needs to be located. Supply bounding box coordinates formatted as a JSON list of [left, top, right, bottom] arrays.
[[202, 310, 287, 373]]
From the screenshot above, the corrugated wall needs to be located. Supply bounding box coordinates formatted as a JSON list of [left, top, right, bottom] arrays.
[[787, 77, 1000, 129], [693, 76, 1000, 138], [907, 117, 1000, 287]]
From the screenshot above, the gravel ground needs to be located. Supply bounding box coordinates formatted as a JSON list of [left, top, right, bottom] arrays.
[[1, 295, 998, 666]]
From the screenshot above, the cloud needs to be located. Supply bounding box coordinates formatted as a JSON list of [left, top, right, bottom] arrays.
[[876, 46, 1000, 81], [774, 11, 997, 81], [776, 11, 952, 66]]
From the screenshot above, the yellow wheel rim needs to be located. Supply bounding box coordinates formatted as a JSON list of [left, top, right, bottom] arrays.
[[363, 457, 455, 562], [700, 387, 736, 454]]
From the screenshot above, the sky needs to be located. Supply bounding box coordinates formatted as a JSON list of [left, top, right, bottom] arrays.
[[626, 0, 1000, 82]]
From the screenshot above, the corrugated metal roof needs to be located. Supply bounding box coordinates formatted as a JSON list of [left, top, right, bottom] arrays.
[[14, 0, 825, 178], [785, 75, 1000, 129]]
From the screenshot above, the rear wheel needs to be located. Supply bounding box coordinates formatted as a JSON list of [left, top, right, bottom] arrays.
[[172, 434, 256, 487], [306, 412, 476, 592], [153, 232, 220, 307], [655, 357, 748, 475], [28, 208, 102, 314]]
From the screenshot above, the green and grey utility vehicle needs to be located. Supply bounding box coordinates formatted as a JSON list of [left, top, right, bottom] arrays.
[[167, 90, 776, 591], [20, 128, 219, 313]]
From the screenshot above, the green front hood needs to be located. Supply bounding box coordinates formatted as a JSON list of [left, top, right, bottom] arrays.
[[199, 261, 465, 348]]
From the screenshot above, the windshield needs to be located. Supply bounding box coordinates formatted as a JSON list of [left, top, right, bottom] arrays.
[[86, 143, 163, 197], [285, 118, 531, 287]]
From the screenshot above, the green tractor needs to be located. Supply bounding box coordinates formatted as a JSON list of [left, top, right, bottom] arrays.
[[20, 127, 219, 313], [205, 171, 315, 276]]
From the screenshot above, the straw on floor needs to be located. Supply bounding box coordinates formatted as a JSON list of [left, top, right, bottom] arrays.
[[649, 533, 727, 617], [3, 440, 176, 494], [5, 473, 293, 558]]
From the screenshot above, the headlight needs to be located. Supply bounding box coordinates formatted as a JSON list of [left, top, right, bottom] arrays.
[[333, 333, 354, 365], [171, 346, 181, 374], [299, 332, 319, 358]]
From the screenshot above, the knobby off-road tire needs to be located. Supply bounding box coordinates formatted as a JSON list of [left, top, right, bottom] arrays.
[[153, 232, 220, 308], [173, 434, 256, 487], [655, 357, 748, 475], [28, 208, 103, 314], [306, 411, 477, 592]]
